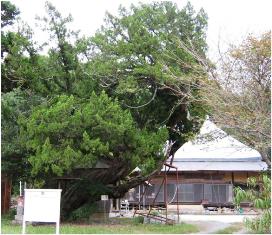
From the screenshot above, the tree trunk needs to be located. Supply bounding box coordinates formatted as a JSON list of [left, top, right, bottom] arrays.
[[60, 143, 174, 218]]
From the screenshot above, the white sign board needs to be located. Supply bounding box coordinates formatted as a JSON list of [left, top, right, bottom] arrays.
[[101, 195, 108, 201], [23, 189, 62, 234]]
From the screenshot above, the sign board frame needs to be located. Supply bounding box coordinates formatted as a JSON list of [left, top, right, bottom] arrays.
[[22, 189, 62, 234]]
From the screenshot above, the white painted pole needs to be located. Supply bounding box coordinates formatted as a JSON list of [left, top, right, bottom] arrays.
[[138, 185, 140, 209], [20, 181, 22, 196], [22, 219, 26, 234], [143, 194, 145, 210], [139, 185, 140, 202], [110, 199, 113, 212], [116, 198, 119, 211], [56, 221, 60, 234]]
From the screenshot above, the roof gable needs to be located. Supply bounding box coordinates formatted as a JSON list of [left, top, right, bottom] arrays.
[[174, 119, 262, 162]]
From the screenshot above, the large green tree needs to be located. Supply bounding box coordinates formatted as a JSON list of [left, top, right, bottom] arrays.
[[2, 1, 209, 217], [1, 1, 45, 93], [87, 1, 208, 150], [1, 1, 45, 187], [1, 2, 43, 187], [19, 91, 168, 216]]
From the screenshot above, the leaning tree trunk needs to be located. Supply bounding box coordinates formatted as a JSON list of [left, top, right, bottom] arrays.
[[60, 161, 130, 218], [60, 142, 174, 218]]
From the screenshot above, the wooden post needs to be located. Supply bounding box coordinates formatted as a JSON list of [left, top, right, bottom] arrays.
[[1, 175, 11, 214], [116, 181, 120, 210], [138, 185, 141, 210], [176, 168, 179, 223], [164, 165, 168, 222]]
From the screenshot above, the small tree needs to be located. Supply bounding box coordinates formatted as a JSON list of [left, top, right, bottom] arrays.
[[234, 174, 271, 234]]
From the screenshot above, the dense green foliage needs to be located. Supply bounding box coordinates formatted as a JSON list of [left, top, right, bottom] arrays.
[[34, 2, 92, 95], [1, 1, 19, 28], [68, 202, 98, 222], [234, 174, 271, 233], [1, 89, 44, 182], [89, 2, 208, 144], [19, 91, 168, 181], [1, 1, 208, 216]]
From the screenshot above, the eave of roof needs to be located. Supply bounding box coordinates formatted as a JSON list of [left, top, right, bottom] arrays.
[[162, 161, 268, 172]]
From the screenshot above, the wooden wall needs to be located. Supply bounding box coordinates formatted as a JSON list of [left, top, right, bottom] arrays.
[[150, 171, 260, 185]]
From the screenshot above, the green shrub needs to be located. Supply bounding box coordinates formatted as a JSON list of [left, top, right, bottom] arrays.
[[150, 210, 160, 216], [2, 208, 16, 221], [68, 202, 98, 222], [245, 211, 271, 234], [133, 216, 144, 224], [234, 174, 271, 234]]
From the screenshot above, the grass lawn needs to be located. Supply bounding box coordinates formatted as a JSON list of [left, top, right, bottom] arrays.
[[213, 223, 244, 234], [1, 217, 199, 234]]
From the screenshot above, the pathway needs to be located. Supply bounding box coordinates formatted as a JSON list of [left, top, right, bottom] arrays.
[[186, 221, 246, 234]]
